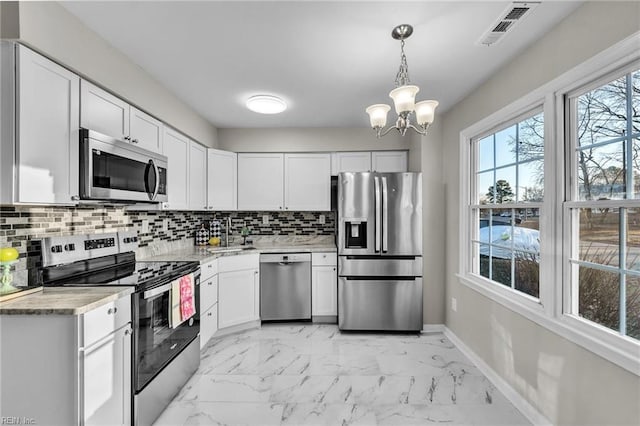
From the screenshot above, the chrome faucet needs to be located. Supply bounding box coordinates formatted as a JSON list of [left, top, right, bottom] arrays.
[[225, 217, 232, 247]]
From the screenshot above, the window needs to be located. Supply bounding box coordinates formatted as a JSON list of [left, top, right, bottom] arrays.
[[470, 110, 544, 299], [566, 66, 640, 341], [460, 40, 640, 373]]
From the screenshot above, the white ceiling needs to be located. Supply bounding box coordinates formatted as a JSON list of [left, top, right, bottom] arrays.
[[61, 1, 582, 129]]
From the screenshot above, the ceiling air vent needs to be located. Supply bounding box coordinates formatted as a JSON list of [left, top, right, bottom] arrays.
[[477, 2, 540, 46]]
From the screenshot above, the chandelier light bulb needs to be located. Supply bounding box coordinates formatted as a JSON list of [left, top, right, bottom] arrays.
[[389, 85, 419, 114], [415, 100, 439, 126], [365, 104, 391, 128], [246, 95, 287, 114]]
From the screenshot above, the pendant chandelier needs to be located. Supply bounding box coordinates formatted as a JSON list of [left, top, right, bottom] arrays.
[[366, 24, 439, 138]]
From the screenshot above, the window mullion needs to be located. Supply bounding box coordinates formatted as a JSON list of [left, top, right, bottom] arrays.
[[620, 208, 627, 336]]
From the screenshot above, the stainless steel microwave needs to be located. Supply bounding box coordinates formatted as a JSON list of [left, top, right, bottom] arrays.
[[80, 128, 168, 203]]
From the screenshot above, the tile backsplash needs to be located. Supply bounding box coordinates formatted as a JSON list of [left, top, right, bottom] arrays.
[[0, 206, 335, 286]]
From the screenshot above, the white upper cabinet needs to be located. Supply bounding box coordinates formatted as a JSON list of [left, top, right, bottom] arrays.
[[284, 153, 331, 211], [81, 80, 164, 154], [332, 152, 372, 174], [237, 153, 284, 211], [371, 151, 408, 172], [9, 44, 80, 205], [163, 128, 190, 210], [188, 141, 207, 210], [129, 106, 164, 153], [80, 80, 129, 140], [207, 149, 237, 211]]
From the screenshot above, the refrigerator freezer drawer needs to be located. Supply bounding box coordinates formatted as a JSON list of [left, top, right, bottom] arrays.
[[338, 256, 422, 277], [338, 277, 423, 331]]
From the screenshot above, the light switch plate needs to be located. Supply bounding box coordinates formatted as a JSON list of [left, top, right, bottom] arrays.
[[141, 219, 149, 234], [262, 215, 269, 225], [319, 214, 325, 224], [451, 297, 457, 312]]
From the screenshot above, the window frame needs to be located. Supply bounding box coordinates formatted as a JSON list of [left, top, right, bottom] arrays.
[[458, 34, 640, 376], [561, 61, 640, 349], [469, 106, 545, 299]]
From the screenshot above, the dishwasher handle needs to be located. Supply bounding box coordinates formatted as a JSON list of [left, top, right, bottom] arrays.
[[260, 253, 311, 264]]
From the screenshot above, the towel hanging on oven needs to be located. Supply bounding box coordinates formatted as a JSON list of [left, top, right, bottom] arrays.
[[169, 272, 196, 328]]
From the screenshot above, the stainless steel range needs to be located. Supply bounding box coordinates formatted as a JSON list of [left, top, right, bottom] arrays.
[[38, 231, 200, 426], [337, 172, 423, 331]]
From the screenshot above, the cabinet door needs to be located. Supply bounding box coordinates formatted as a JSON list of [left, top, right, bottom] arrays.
[[200, 304, 218, 350], [334, 152, 371, 173], [207, 149, 237, 210], [16, 45, 80, 204], [372, 151, 408, 172], [237, 153, 284, 211], [312, 265, 338, 316], [129, 106, 163, 153], [82, 324, 132, 425], [163, 128, 190, 210], [80, 80, 129, 140], [188, 141, 207, 210], [284, 153, 331, 211], [200, 274, 218, 313], [218, 269, 258, 329]]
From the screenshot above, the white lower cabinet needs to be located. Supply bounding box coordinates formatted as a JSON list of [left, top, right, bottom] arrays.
[[218, 254, 260, 330], [311, 252, 338, 320], [200, 260, 219, 350], [201, 304, 219, 349], [82, 324, 132, 425], [0, 294, 132, 425]]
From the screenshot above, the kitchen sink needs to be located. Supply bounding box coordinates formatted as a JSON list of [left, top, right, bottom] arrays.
[[207, 246, 257, 254]]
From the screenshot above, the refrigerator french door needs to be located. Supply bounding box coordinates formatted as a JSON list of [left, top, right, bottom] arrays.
[[337, 172, 423, 331]]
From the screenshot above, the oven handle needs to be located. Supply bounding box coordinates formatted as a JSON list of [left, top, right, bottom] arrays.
[[143, 282, 172, 300]]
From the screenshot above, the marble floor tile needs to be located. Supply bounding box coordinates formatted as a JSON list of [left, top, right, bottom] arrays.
[[154, 324, 531, 426]]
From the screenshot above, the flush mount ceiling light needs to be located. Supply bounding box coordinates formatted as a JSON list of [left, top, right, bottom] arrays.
[[246, 95, 287, 114], [366, 24, 439, 138]]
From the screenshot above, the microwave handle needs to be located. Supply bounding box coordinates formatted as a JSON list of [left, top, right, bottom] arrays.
[[148, 159, 160, 201]]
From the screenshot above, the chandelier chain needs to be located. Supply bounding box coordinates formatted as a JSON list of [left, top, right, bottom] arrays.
[[394, 38, 411, 87]]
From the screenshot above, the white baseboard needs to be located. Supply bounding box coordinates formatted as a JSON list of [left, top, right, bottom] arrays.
[[443, 327, 551, 426], [422, 323, 445, 333]]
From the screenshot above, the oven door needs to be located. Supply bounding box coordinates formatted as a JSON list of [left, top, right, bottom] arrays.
[[80, 128, 168, 203], [133, 272, 200, 392]]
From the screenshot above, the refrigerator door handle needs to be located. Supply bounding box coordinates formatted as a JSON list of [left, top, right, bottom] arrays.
[[382, 176, 388, 253], [374, 176, 381, 253]]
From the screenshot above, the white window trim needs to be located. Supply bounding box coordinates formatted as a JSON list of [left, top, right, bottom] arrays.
[[459, 32, 640, 376]]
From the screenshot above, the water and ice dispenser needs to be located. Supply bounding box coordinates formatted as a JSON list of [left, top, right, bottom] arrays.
[[344, 220, 367, 249]]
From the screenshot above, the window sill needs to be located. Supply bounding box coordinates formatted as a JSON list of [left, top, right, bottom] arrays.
[[457, 273, 640, 376]]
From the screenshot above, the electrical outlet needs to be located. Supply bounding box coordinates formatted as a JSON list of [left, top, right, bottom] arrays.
[[162, 218, 169, 232], [262, 215, 269, 225], [141, 219, 149, 234], [319, 214, 325, 224], [451, 297, 457, 312]]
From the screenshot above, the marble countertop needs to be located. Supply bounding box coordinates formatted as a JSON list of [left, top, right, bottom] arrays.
[[0, 286, 134, 316], [140, 236, 337, 264]]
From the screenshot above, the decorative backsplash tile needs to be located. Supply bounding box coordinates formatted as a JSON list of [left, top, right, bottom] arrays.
[[0, 206, 335, 286]]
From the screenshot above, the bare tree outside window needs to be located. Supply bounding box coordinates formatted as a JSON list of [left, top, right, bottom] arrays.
[[569, 68, 640, 340]]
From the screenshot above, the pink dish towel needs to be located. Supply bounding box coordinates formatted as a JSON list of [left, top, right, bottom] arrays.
[[179, 273, 196, 322]]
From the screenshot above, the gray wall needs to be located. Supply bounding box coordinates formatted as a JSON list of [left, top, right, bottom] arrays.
[[442, 2, 640, 424], [218, 127, 409, 152], [2, 1, 218, 148]]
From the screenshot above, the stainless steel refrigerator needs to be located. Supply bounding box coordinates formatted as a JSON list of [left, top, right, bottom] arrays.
[[337, 172, 422, 331]]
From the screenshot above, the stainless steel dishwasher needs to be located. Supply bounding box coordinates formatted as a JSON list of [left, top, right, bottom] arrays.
[[260, 253, 311, 321]]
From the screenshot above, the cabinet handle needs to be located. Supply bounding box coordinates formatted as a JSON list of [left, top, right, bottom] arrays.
[[132, 138, 139, 144], [207, 312, 212, 316], [71, 195, 80, 201], [107, 307, 118, 315], [124, 136, 131, 141], [124, 328, 131, 336]]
